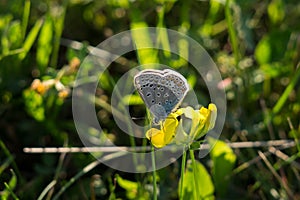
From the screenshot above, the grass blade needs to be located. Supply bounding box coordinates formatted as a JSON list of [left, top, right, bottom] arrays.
[[225, 0, 240, 64], [19, 18, 43, 60], [272, 66, 300, 114], [21, 0, 31, 41]]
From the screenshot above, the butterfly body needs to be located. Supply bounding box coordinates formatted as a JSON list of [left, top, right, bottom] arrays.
[[134, 69, 189, 123]]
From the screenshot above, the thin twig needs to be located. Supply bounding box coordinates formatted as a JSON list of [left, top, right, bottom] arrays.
[[258, 151, 294, 198], [268, 146, 300, 170], [46, 140, 68, 200], [60, 38, 133, 67], [216, 141, 296, 175], [37, 180, 57, 200], [287, 117, 300, 152], [23, 139, 297, 153], [52, 151, 127, 200]]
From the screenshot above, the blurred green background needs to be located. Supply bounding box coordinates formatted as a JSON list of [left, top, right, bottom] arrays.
[[0, 0, 300, 199]]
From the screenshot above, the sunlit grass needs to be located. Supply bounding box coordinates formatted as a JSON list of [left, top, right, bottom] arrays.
[[1, 0, 300, 199]]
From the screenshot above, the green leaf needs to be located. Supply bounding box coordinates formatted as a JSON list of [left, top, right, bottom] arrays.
[[107, 0, 129, 8], [254, 36, 271, 65], [23, 89, 45, 121], [0, 15, 12, 54], [115, 174, 138, 199], [99, 72, 113, 91], [1, 20, 22, 55], [21, 0, 31, 41], [7, 21, 22, 49], [0, 155, 14, 175], [189, 141, 201, 150], [225, 0, 240, 64], [130, 9, 158, 65], [37, 15, 53, 73], [209, 138, 236, 197], [18, 18, 43, 60], [108, 177, 116, 200], [268, 0, 285, 24], [255, 31, 290, 65], [50, 3, 66, 67], [179, 159, 214, 200], [7, 170, 17, 191], [2, 170, 19, 200], [169, 38, 188, 69], [0, 14, 12, 31], [121, 94, 143, 105], [260, 63, 291, 78]]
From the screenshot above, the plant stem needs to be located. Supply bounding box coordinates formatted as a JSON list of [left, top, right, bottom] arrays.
[[272, 66, 300, 114], [179, 146, 187, 200], [189, 149, 200, 199], [105, 71, 138, 167], [151, 145, 157, 200], [50, 0, 67, 68], [225, 0, 240, 65], [21, 0, 30, 41], [0, 140, 23, 184]]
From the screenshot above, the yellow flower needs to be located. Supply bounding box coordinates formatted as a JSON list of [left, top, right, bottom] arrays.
[[145, 104, 217, 148], [195, 103, 217, 139], [146, 110, 182, 148], [174, 104, 217, 142]]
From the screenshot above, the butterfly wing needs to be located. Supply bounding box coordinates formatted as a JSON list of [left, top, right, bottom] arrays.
[[134, 69, 189, 123]]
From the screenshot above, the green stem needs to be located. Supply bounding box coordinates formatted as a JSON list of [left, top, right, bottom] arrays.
[[105, 71, 138, 166], [179, 146, 187, 200], [189, 149, 200, 200], [50, 0, 67, 68], [225, 0, 240, 65], [21, 0, 31, 41], [45, 139, 68, 200], [151, 145, 157, 200], [272, 66, 300, 114], [4, 181, 19, 200], [0, 140, 23, 184]]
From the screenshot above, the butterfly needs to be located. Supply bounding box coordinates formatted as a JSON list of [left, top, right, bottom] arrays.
[[134, 69, 189, 124]]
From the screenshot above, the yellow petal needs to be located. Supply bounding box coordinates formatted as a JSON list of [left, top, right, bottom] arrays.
[[146, 128, 160, 140], [181, 106, 196, 119], [199, 103, 217, 131], [208, 103, 217, 130], [174, 108, 184, 116], [162, 112, 179, 132], [145, 110, 184, 148], [196, 103, 217, 139], [181, 107, 201, 140], [173, 119, 189, 144], [146, 128, 166, 148], [162, 113, 179, 145]]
